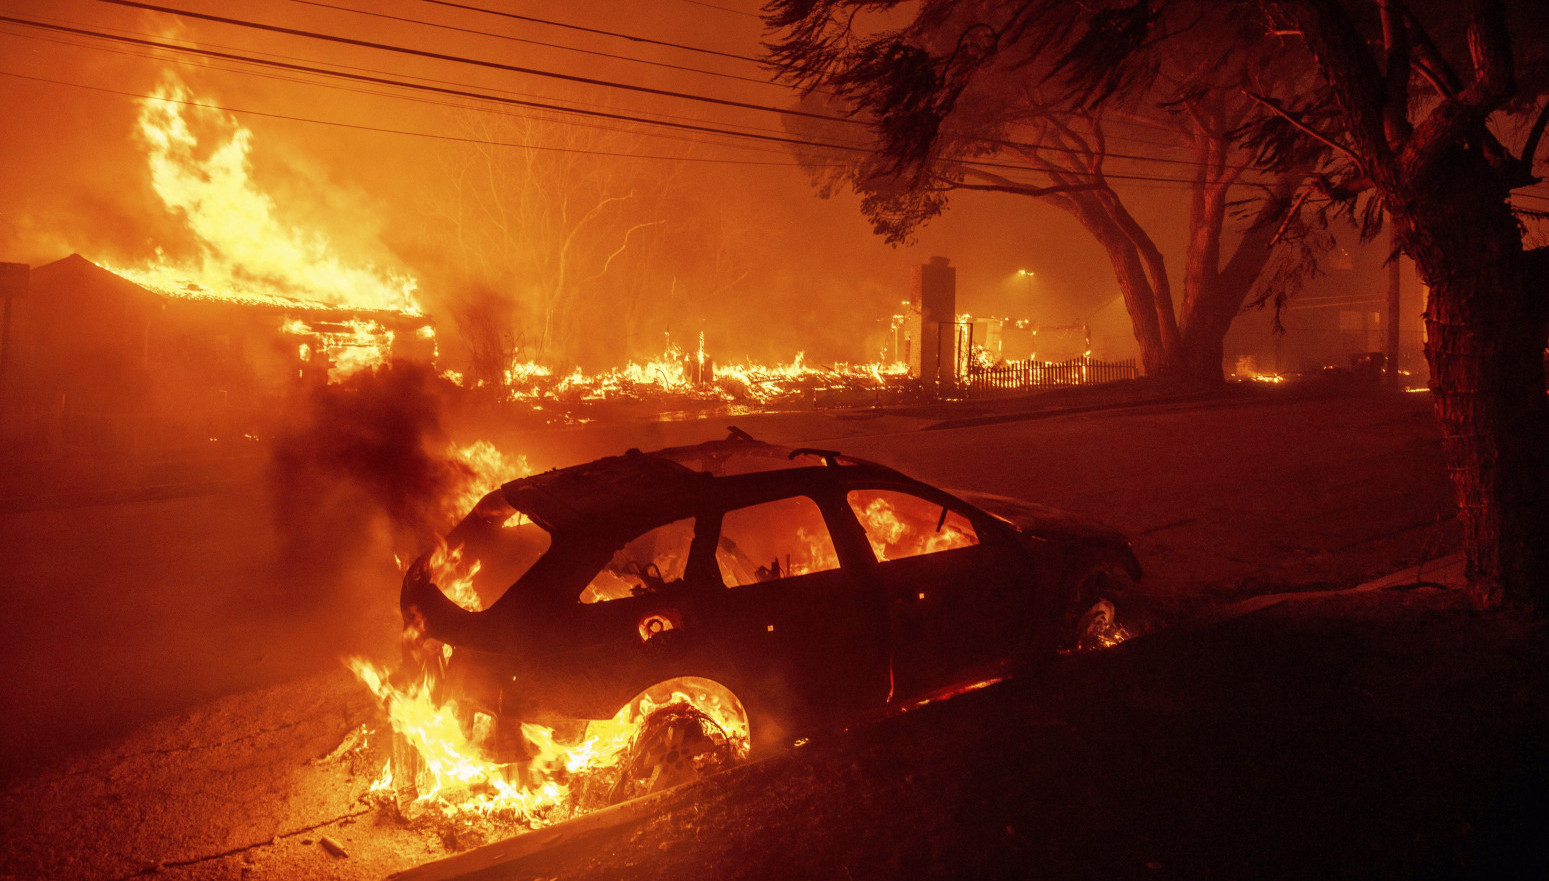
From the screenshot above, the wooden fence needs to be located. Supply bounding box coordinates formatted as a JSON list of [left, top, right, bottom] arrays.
[[966, 356, 1138, 394]]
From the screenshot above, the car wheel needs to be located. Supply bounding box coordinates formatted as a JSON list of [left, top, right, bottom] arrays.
[[1065, 562, 1135, 651], [608, 702, 738, 803]]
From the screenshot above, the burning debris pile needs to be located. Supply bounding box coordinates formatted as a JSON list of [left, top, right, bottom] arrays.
[[451, 339, 914, 411]]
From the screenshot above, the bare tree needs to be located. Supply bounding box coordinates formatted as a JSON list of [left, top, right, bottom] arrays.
[[424, 109, 677, 368]]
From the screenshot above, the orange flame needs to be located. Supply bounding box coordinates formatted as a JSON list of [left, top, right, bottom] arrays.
[[108, 71, 426, 384], [352, 656, 750, 831]]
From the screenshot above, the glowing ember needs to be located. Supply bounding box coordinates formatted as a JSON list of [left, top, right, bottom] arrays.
[[488, 342, 910, 407], [1073, 599, 1132, 651]]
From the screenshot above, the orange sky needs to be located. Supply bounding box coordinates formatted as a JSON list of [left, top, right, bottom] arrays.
[[0, 0, 1224, 367]]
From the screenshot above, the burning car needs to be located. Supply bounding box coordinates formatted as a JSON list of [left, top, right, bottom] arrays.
[[393, 430, 1140, 806]]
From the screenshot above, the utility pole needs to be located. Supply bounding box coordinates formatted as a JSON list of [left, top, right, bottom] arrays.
[[1386, 226, 1402, 387], [0, 262, 28, 427]]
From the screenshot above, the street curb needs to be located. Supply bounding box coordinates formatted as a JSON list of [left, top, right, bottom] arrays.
[[1188, 552, 1467, 629], [921, 390, 1224, 431]]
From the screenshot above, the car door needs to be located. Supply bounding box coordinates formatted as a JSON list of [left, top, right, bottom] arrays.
[[537, 516, 710, 718], [699, 492, 890, 727], [843, 485, 1034, 697]]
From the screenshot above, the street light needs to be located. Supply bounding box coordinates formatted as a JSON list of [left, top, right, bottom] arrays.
[[1017, 269, 1034, 317]]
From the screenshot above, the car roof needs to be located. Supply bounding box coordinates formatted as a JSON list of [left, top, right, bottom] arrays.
[[495, 436, 915, 536]]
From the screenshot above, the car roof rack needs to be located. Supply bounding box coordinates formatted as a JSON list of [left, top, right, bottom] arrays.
[[788, 447, 843, 467]]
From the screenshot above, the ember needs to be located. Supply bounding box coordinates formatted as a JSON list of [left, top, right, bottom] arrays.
[[486, 342, 912, 408]]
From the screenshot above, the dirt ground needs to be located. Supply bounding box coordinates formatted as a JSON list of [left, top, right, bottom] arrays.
[[7, 380, 1530, 881]]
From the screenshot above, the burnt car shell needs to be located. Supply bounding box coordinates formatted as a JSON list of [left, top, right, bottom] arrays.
[[401, 437, 1139, 752]]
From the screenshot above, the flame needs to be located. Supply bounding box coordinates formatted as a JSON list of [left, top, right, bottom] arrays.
[[850, 492, 977, 562], [129, 72, 420, 313], [449, 440, 532, 517], [352, 655, 749, 833], [489, 342, 909, 407], [422, 538, 485, 612], [104, 72, 427, 384], [416, 440, 534, 612]]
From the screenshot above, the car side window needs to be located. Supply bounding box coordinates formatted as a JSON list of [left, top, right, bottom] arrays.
[[579, 517, 695, 604], [716, 496, 840, 587], [846, 488, 979, 562]]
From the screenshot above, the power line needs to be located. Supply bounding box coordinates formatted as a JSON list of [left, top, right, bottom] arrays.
[[0, 67, 823, 167], [0, 24, 790, 156], [408, 0, 761, 63], [93, 0, 835, 123], [93, 0, 1286, 176], [404, 0, 1196, 160], [0, 13, 810, 150], [0, 14, 1285, 189], [0, 14, 867, 153], [0, 21, 815, 159], [673, 0, 761, 18], [282, 0, 783, 89]]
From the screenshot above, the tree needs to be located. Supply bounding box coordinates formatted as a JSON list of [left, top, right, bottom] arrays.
[[763, 1, 1312, 383], [423, 110, 675, 372], [774, 0, 1549, 609], [1253, 0, 1549, 609]]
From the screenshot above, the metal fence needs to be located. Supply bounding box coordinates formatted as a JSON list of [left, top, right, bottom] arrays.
[[967, 355, 1139, 394]]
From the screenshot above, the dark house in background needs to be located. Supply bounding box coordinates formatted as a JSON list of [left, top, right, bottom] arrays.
[[0, 253, 433, 459]]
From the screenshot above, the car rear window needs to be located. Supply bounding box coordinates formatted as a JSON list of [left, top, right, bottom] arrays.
[[580, 517, 696, 604], [716, 495, 840, 587], [846, 488, 979, 562], [442, 504, 552, 611]]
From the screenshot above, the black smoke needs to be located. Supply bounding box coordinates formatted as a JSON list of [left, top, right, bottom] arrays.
[[268, 361, 471, 593]]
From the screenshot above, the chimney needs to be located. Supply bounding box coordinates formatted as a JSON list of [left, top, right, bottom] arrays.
[[908, 257, 956, 392]]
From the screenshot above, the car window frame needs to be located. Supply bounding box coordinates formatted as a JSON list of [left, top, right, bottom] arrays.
[[839, 480, 1003, 565]]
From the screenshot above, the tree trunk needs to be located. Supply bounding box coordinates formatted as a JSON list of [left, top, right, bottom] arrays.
[[1393, 180, 1549, 610], [1059, 194, 1174, 377], [1175, 180, 1297, 388]]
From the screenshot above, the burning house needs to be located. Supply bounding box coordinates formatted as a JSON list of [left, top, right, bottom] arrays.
[[0, 253, 433, 458]]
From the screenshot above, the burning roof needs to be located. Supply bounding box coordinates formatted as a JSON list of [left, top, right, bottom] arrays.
[[10, 254, 433, 410]]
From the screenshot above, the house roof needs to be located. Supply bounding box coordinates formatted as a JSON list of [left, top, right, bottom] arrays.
[[33, 253, 429, 328]]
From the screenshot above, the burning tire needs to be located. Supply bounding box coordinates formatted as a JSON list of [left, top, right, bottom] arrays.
[[1065, 561, 1136, 651], [608, 703, 738, 804]]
